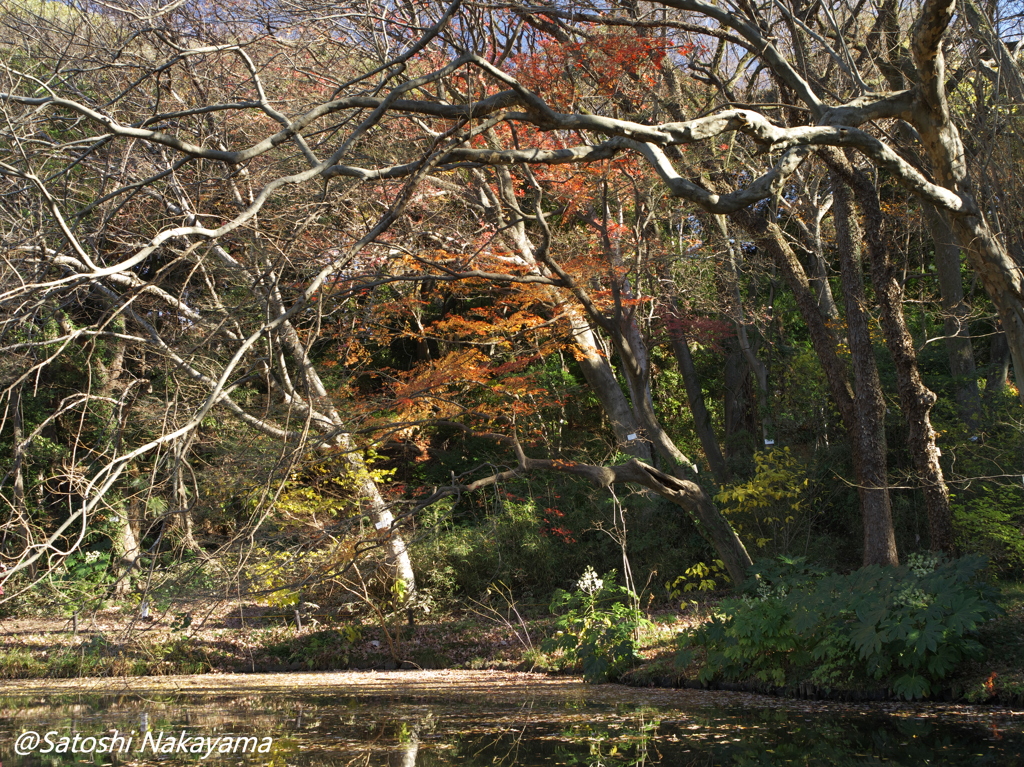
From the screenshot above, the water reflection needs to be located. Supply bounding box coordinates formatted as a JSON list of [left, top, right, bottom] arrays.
[[1, 686, 1021, 767]]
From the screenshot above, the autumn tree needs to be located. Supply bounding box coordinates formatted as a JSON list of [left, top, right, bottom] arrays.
[[2, 0, 1022, 601]]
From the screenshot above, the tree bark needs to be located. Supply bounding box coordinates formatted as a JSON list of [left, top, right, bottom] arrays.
[[661, 299, 731, 484], [92, 330, 142, 594], [723, 348, 757, 463], [831, 172, 899, 567], [9, 385, 36, 579], [568, 313, 653, 461], [832, 158, 955, 554], [506, 174, 751, 577], [717, 214, 772, 445], [921, 203, 981, 427], [984, 330, 1011, 404], [488, 162, 653, 461], [168, 433, 201, 552], [272, 302, 418, 598], [339, 434, 418, 594], [732, 206, 899, 566], [111, 502, 142, 597], [911, 0, 1024, 406], [804, 196, 840, 320]]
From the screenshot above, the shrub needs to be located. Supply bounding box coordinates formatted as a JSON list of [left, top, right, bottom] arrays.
[[714, 448, 813, 556], [952, 485, 1024, 576], [665, 559, 731, 602], [678, 555, 1002, 699], [543, 567, 652, 683], [412, 495, 559, 598]]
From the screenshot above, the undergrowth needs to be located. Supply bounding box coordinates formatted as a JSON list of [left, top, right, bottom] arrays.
[[677, 555, 1002, 700]]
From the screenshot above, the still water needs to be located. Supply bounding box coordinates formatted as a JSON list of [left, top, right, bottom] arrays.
[[2, 671, 1022, 766]]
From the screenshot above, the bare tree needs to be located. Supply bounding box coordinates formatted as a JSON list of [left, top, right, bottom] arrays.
[[0, 0, 429, 600]]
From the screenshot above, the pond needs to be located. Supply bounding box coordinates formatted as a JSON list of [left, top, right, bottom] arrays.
[[2, 671, 1022, 766]]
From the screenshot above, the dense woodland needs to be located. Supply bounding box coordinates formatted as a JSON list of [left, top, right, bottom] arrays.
[[1, 0, 1023, 658]]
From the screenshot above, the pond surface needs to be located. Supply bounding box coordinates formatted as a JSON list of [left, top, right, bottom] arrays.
[[1, 671, 1022, 766]]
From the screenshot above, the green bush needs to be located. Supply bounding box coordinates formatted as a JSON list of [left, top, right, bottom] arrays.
[[714, 448, 813, 555], [666, 559, 731, 601], [952, 485, 1024, 575], [268, 626, 363, 670], [543, 568, 652, 683], [411, 480, 711, 604], [412, 495, 559, 598], [678, 555, 1002, 699]]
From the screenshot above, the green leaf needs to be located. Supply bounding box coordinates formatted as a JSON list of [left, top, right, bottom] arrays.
[[892, 673, 931, 700]]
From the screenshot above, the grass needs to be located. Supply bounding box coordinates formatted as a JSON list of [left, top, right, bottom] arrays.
[[0, 635, 217, 679]]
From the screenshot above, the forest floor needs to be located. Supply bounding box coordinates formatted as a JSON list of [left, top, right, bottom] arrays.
[[0, 598, 683, 676], [1, 585, 1021, 705], [0, 599, 584, 677]]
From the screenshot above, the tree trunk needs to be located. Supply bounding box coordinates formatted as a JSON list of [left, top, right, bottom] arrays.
[[168, 433, 201, 552], [947, 221, 1024, 402], [92, 330, 142, 594], [732, 207, 899, 567], [984, 330, 1011, 404], [273, 309, 418, 598], [717, 214, 772, 445], [922, 202, 982, 426], [805, 202, 840, 320], [831, 173, 899, 567], [339, 433, 417, 592], [613, 316, 703, 476], [111, 501, 141, 597], [9, 386, 36, 578], [661, 299, 731, 484], [835, 160, 955, 554], [484, 157, 748, 583], [568, 313, 653, 461], [912, 0, 1024, 406], [532, 244, 751, 581], [494, 172, 653, 462], [723, 349, 757, 464]]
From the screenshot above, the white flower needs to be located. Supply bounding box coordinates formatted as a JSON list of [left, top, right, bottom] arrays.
[[577, 566, 604, 595]]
